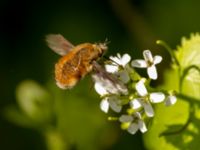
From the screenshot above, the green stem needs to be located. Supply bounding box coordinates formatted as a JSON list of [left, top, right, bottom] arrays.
[[156, 40, 180, 66]]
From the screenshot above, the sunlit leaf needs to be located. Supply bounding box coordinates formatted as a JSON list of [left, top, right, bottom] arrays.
[[176, 33, 200, 98], [144, 34, 200, 150]]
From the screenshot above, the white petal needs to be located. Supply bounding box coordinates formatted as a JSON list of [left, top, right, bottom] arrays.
[[150, 92, 165, 103], [108, 97, 122, 113], [130, 99, 142, 109], [143, 50, 153, 62], [94, 82, 108, 96], [121, 54, 131, 66], [117, 70, 130, 83], [127, 123, 139, 134], [131, 60, 148, 68], [154, 55, 162, 65], [165, 95, 177, 106], [143, 102, 154, 117], [147, 65, 157, 80], [110, 55, 121, 65], [135, 79, 148, 96], [138, 120, 147, 133], [105, 64, 118, 73], [119, 115, 133, 122], [100, 98, 109, 113]]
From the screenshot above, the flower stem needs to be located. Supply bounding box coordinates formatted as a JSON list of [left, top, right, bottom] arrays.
[[156, 40, 180, 66]]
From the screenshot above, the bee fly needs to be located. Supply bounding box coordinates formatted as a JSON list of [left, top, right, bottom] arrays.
[[46, 34, 107, 89]]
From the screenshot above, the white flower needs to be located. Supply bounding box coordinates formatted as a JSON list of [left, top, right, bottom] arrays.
[[100, 96, 122, 113], [119, 112, 147, 134], [130, 79, 165, 117], [105, 53, 131, 83], [131, 50, 162, 80], [165, 95, 177, 106], [105, 53, 131, 72]]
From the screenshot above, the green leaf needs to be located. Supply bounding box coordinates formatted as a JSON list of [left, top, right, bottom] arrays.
[[176, 33, 200, 98], [176, 33, 200, 69], [143, 70, 190, 150], [143, 34, 200, 150]]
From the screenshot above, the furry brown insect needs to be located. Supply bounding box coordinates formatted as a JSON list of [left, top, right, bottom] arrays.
[[46, 34, 107, 89]]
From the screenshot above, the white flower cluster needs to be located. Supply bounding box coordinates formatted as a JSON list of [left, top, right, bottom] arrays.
[[92, 50, 177, 135]]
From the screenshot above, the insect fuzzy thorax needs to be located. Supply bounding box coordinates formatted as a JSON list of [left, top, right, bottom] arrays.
[[55, 42, 107, 89]]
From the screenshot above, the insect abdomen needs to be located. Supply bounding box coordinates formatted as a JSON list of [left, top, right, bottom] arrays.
[[55, 51, 88, 89]]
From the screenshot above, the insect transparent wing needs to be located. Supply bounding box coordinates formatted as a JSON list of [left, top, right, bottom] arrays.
[[92, 61, 128, 94], [46, 34, 75, 56]]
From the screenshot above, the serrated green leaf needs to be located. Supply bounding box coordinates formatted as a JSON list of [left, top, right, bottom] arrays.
[[143, 34, 200, 150], [176, 33, 200, 87], [175, 33, 200, 98]]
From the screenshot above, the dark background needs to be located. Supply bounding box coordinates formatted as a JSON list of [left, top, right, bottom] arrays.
[[1, 0, 200, 149]]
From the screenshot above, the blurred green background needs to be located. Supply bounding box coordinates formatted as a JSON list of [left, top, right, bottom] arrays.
[[1, 0, 200, 149]]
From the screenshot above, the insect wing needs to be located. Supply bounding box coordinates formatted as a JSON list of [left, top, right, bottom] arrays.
[[92, 61, 128, 94], [46, 34, 75, 56]]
